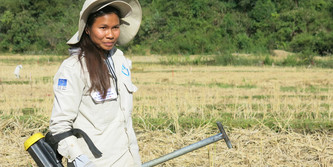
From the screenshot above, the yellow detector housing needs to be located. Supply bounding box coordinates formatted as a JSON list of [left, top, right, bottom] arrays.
[[24, 133, 45, 150]]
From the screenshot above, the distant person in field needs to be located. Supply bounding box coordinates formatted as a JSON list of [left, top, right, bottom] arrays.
[[48, 0, 142, 166], [14, 65, 22, 78]]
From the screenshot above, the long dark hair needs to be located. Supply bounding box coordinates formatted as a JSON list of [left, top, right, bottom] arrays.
[[73, 6, 121, 99]]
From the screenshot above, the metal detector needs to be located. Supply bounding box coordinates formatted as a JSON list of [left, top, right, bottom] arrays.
[[142, 122, 232, 167]]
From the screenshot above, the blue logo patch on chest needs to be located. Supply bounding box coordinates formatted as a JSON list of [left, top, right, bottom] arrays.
[[121, 64, 129, 76]]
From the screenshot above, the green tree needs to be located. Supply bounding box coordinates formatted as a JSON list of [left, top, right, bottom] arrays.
[[250, 0, 276, 22]]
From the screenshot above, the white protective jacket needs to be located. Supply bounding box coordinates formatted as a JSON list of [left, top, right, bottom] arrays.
[[49, 48, 141, 166]]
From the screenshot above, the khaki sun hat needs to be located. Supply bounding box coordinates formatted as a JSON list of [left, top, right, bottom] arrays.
[[67, 0, 142, 45]]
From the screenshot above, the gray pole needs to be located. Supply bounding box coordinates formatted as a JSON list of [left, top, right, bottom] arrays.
[[142, 122, 232, 167]]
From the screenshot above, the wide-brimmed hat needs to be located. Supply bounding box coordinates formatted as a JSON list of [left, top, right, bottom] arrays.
[[67, 0, 142, 45]]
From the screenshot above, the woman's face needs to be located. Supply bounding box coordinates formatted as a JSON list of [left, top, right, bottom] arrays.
[[86, 13, 120, 51]]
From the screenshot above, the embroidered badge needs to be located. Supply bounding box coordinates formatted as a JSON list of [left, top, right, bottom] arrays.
[[57, 78, 67, 90], [121, 64, 129, 76]]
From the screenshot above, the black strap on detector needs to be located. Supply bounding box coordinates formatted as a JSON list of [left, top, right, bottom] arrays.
[[46, 129, 102, 158]]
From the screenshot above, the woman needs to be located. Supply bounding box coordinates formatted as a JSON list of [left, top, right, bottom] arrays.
[[49, 0, 142, 166]]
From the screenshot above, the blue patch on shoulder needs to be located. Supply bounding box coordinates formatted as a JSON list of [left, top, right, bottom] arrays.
[[58, 79, 67, 86], [57, 78, 67, 90]]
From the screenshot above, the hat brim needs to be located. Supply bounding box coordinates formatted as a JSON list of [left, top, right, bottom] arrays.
[[67, 0, 142, 46]]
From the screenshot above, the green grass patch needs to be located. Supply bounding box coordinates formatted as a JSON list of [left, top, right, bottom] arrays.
[[237, 84, 257, 89], [33, 76, 53, 84], [0, 77, 53, 85], [220, 95, 271, 99], [0, 80, 30, 85], [208, 82, 257, 89], [0, 56, 66, 65], [133, 110, 333, 134], [1, 114, 49, 133], [159, 55, 215, 65], [304, 86, 329, 93], [280, 86, 298, 92], [211, 82, 234, 88], [135, 96, 158, 101], [280, 85, 330, 93], [22, 108, 36, 115], [252, 95, 270, 99]]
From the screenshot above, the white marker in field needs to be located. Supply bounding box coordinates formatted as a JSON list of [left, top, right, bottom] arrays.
[[14, 65, 22, 78]]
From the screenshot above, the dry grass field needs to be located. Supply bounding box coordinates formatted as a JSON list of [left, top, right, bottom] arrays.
[[0, 54, 332, 166]]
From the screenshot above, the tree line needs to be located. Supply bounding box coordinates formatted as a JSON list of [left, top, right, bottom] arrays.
[[0, 0, 332, 56]]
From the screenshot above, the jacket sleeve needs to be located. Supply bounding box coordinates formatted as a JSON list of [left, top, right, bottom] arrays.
[[49, 58, 86, 161]]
